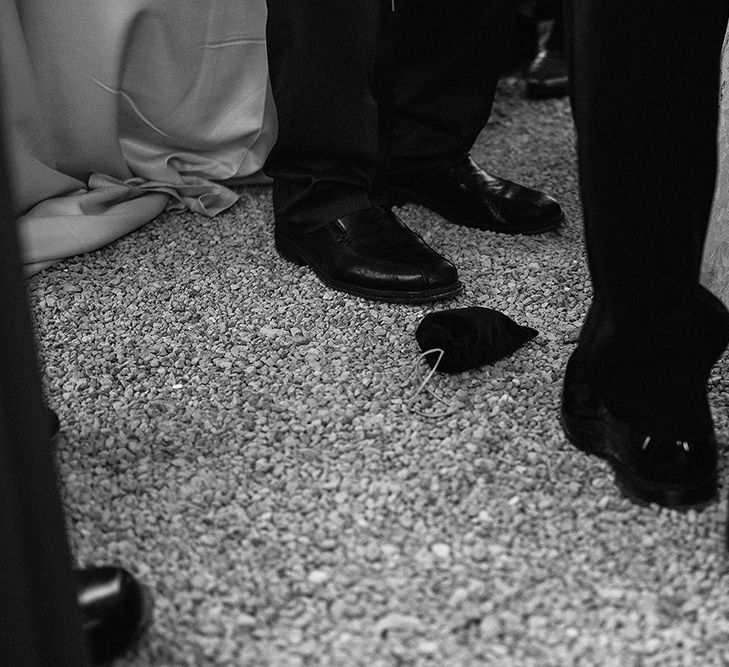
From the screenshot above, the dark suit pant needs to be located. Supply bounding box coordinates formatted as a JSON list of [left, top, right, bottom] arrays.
[[0, 132, 90, 663], [564, 0, 729, 438], [264, 0, 517, 231]]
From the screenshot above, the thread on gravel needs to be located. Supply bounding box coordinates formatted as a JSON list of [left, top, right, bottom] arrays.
[[399, 348, 458, 419]]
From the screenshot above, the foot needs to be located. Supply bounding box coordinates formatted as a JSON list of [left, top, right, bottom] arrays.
[[275, 206, 462, 304], [76, 566, 153, 664], [526, 49, 569, 99], [560, 350, 718, 509], [388, 155, 564, 235]]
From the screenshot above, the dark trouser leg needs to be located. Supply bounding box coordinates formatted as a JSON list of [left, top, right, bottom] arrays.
[[0, 131, 90, 662], [544, 3, 564, 52], [264, 0, 393, 231], [565, 0, 729, 438], [388, 0, 517, 180]]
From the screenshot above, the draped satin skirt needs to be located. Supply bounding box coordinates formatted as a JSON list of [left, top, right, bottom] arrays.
[[1, 0, 277, 275]]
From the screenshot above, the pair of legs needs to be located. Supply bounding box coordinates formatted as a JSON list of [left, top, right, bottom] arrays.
[[563, 0, 729, 508], [264, 0, 564, 303], [265, 0, 515, 227]]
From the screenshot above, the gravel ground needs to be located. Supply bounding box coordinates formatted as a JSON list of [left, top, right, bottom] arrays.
[[28, 79, 729, 666]]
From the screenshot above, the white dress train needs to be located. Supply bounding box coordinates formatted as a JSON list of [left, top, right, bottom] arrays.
[[1, 0, 276, 274]]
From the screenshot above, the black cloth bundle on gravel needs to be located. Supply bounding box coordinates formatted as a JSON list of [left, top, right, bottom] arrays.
[[415, 306, 538, 373]]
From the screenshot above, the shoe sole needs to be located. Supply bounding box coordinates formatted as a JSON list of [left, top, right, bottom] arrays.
[[560, 406, 717, 510], [274, 231, 463, 305], [388, 186, 565, 235]]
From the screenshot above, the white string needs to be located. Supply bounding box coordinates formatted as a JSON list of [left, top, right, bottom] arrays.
[[399, 348, 458, 419]]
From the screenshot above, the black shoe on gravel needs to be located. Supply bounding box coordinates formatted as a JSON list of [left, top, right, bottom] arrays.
[[560, 350, 718, 510], [275, 206, 462, 304]]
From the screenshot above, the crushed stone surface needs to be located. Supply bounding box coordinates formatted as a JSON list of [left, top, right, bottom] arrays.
[[28, 79, 729, 666]]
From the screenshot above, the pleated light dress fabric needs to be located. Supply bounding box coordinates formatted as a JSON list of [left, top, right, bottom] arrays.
[[0, 0, 276, 274]]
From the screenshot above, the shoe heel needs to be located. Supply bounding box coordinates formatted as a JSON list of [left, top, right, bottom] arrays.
[[274, 231, 307, 266]]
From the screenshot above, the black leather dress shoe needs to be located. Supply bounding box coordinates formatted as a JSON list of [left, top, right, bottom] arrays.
[[77, 566, 153, 664], [560, 350, 718, 509], [389, 155, 564, 235], [275, 206, 462, 303]]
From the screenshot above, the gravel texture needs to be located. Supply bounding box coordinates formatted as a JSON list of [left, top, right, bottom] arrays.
[[27, 79, 729, 666]]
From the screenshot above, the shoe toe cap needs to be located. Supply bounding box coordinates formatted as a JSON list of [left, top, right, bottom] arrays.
[[502, 188, 564, 229], [422, 257, 459, 290]]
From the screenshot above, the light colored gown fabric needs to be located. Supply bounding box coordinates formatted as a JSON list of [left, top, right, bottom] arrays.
[[703, 30, 729, 307], [1, 0, 276, 274]]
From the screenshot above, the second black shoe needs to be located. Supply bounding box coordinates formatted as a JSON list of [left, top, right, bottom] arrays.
[[560, 350, 718, 509], [388, 155, 565, 235], [77, 566, 153, 664], [275, 206, 462, 304]]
